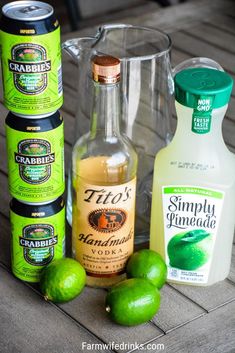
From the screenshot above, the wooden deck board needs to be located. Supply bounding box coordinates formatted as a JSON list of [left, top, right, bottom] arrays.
[[0, 265, 112, 353], [170, 31, 235, 75], [151, 285, 205, 333], [143, 300, 235, 353], [204, 14, 235, 35], [170, 280, 235, 312], [0, 1, 235, 352], [228, 245, 235, 284], [58, 287, 163, 352]]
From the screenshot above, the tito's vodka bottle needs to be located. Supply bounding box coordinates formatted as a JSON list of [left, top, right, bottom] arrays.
[[72, 55, 137, 288]]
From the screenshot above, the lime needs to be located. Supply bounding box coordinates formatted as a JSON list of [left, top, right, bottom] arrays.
[[40, 258, 86, 303], [126, 249, 167, 289], [105, 278, 160, 326], [167, 229, 212, 270]]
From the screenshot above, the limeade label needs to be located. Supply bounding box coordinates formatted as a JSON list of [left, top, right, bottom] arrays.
[[162, 186, 224, 284]]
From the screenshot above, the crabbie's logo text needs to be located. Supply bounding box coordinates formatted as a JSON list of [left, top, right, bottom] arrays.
[[15, 152, 55, 165], [8, 60, 51, 73], [19, 236, 58, 248]]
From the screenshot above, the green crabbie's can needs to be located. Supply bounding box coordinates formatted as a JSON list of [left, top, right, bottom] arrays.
[[0, 1, 63, 115], [5, 110, 65, 203], [10, 197, 65, 282]]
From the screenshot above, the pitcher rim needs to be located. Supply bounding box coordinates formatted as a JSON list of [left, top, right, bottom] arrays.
[[96, 23, 172, 61]]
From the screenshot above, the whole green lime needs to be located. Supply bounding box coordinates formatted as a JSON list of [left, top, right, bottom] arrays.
[[105, 278, 161, 326], [126, 249, 167, 289], [40, 258, 86, 303], [167, 229, 212, 270]]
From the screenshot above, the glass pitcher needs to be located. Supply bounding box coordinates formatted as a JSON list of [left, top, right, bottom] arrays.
[[63, 24, 223, 244]]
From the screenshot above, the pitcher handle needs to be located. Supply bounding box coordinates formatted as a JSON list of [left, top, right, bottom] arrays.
[[62, 37, 96, 61]]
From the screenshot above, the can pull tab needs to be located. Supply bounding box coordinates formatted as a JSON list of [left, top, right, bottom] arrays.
[[21, 6, 41, 14]]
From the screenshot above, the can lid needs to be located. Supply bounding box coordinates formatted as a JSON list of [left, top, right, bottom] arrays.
[[2, 1, 53, 21], [174, 68, 233, 109], [92, 55, 120, 84]]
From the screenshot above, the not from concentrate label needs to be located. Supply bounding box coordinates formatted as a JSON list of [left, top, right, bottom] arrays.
[[191, 96, 214, 134], [162, 186, 224, 284], [73, 178, 136, 277]]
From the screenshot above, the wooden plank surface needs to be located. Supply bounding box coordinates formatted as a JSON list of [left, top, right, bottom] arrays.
[[0, 265, 111, 353], [59, 287, 164, 353], [151, 285, 205, 333], [170, 280, 235, 312], [144, 300, 235, 353], [0, 1, 235, 353]]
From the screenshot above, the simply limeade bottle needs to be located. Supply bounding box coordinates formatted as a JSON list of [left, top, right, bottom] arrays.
[[150, 68, 235, 286]]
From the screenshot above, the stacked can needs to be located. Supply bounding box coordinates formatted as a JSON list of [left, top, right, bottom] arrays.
[[0, 1, 65, 282]]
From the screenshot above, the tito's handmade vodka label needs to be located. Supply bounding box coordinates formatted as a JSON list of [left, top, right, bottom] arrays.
[[72, 178, 136, 277]]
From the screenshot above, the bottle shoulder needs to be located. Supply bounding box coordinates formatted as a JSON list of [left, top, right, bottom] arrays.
[[153, 141, 235, 187], [73, 132, 137, 160], [72, 132, 138, 183]]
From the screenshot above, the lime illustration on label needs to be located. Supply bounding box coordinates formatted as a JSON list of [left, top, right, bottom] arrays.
[[9, 43, 51, 95], [167, 229, 212, 271], [15, 139, 55, 184], [162, 186, 224, 284], [20, 224, 57, 266]]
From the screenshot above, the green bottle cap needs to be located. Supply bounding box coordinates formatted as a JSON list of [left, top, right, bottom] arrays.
[[174, 68, 233, 109]]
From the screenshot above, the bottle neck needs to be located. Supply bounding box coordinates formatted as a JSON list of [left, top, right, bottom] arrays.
[[172, 101, 228, 147], [90, 81, 120, 139]]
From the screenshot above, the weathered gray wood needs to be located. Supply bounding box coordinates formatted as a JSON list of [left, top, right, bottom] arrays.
[[204, 14, 235, 35], [141, 300, 235, 353], [0, 214, 11, 267], [151, 284, 205, 333], [0, 266, 111, 353], [184, 22, 235, 54], [228, 244, 235, 284], [170, 279, 235, 312], [171, 31, 235, 75], [0, 174, 10, 218], [0, 3, 235, 353], [110, 0, 235, 36], [59, 286, 163, 352]]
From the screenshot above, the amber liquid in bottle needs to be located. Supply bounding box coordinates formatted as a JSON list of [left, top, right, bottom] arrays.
[[72, 56, 137, 287]]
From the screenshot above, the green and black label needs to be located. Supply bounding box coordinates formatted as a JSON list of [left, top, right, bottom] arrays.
[[191, 96, 214, 134], [10, 197, 65, 283], [20, 224, 57, 265], [6, 112, 65, 203], [9, 43, 51, 95], [0, 27, 63, 115], [15, 139, 55, 184]]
